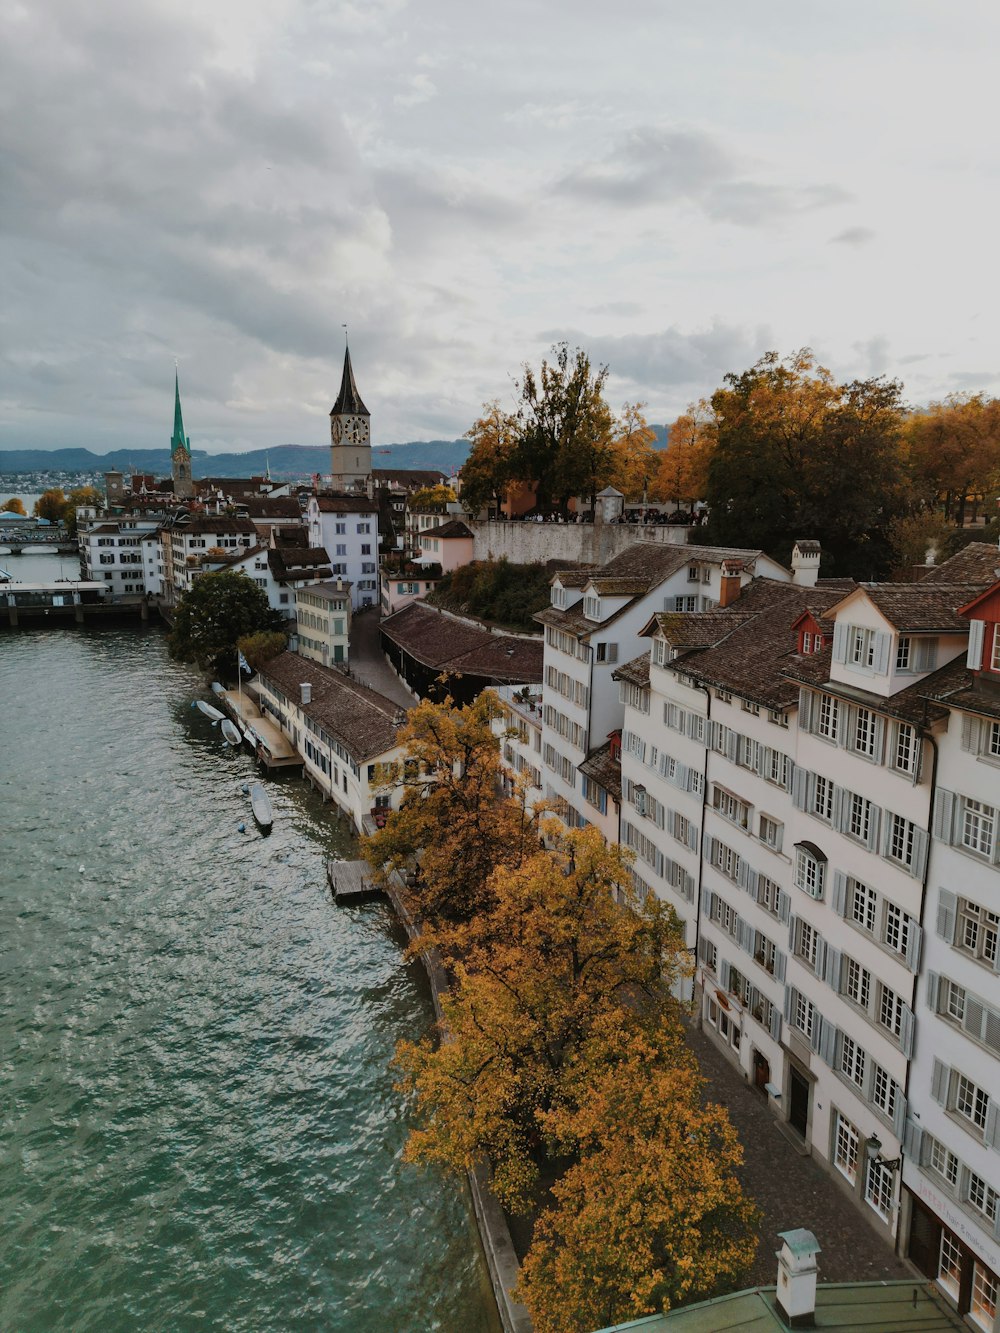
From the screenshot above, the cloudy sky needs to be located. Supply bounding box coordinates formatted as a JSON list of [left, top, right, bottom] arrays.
[[3, 0, 999, 455]]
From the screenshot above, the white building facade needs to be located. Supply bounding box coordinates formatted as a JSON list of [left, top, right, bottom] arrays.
[[307, 495, 380, 609]]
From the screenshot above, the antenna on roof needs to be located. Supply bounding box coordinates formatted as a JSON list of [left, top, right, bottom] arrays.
[[342, 322, 348, 348]]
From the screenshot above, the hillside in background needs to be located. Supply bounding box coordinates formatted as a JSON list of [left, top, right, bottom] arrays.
[[0, 439, 473, 479]]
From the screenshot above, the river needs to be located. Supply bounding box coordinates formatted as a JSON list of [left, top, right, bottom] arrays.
[[0, 626, 499, 1332]]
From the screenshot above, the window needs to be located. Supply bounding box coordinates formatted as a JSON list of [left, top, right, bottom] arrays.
[[758, 875, 782, 917], [871, 1063, 897, 1121], [754, 933, 777, 974], [929, 1137, 960, 1189], [817, 694, 839, 740], [713, 786, 750, 829], [883, 902, 908, 957], [834, 1111, 859, 1183], [583, 594, 600, 620], [877, 983, 904, 1040], [687, 564, 700, 582], [794, 992, 814, 1041], [865, 1156, 894, 1220], [944, 978, 967, 1024], [813, 775, 834, 820], [595, 642, 618, 663], [849, 878, 878, 933], [356, 522, 370, 534], [335, 543, 347, 556], [850, 626, 877, 668], [796, 919, 819, 970], [955, 1073, 990, 1132], [886, 813, 915, 868], [968, 1171, 998, 1225], [958, 899, 1000, 966], [993, 626, 1000, 672], [962, 799, 996, 858], [335, 522, 346, 534], [802, 630, 813, 655], [990, 721, 1000, 759], [972, 1262, 999, 1331], [840, 1035, 866, 1089], [847, 792, 872, 843], [794, 846, 825, 899], [853, 707, 878, 757], [892, 722, 917, 775], [674, 595, 698, 612], [845, 957, 872, 1011], [361, 543, 371, 555], [895, 636, 911, 671], [939, 1230, 962, 1298], [759, 814, 782, 850]]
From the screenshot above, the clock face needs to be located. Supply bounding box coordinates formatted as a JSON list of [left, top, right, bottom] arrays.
[[331, 418, 343, 444]]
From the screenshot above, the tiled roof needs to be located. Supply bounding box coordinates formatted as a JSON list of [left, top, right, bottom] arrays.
[[381, 602, 543, 684], [179, 516, 257, 535], [669, 580, 847, 710], [551, 568, 597, 588], [257, 651, 402, 762], [914, 656, 1000, 723], [856, 583, 984, 632], [313, 493, 379, 515], [419, 519, 473, 540], [578, 740, 622, 803], [650, 610, 755, 650], [782, 647, 955, 727], [296, 579, 353, 602], [584, 577, 650, 597], [612, 653, 650, 688], [920, 541, 1000, 585], [267, 546, 332, 583], [373, 468, 449, 488], [237, 497, 302, 519]]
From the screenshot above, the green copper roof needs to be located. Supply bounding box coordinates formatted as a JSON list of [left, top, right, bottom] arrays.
[[171, 370, 190, 455]]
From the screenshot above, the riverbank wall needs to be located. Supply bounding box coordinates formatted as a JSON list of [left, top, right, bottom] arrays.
[[383, 876, 534, 1333]]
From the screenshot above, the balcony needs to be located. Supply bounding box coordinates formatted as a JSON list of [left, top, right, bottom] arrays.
[[381, 559, 442, 582]]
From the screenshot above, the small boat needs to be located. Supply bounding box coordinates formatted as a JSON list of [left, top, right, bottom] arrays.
[[194, 700, 225, 723], [211, 682, 226, 697], [249, 781, 273, 832], [220, 719, 242, 746]]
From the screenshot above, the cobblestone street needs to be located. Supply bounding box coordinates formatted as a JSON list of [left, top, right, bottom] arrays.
[[688, 1025, 913, 1288], [347, 606, 415, 709]]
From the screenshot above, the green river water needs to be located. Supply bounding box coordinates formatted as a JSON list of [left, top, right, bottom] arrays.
[[0, 625, 498, 1332]]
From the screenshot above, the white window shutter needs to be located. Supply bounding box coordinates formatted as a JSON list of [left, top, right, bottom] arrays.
[[905, 922, 923, 974], [832, 620, 849, 663], [967, 619, 985, 671], [936, 889, 957, 942], [874, 631, 891, 675], [899, 1005, 915, 1058], [932, 790, 957, 844], [831, 870, 848, 917], [799, 689, 815, 731], [930, 1058, 949, 1105], [925, 971, 939, 1013]]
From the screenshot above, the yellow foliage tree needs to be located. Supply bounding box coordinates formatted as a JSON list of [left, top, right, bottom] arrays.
[[361, 691, 541, 934], [654, 401, 716, 506], [903, 394, 1000, 524], [408, 483, 458, 510], [460, 400, 520, 514], [33, 487, 68, 522], [608, 402, 661, 500], [517, 1018, 760, 1332], [394, 828, 688, 1212], [2, 497, 26, 515]]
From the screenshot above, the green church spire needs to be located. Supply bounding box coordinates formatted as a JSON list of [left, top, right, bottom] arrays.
[[171, 368, 189, 455]]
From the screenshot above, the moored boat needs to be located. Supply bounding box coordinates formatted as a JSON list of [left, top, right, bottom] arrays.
[[220, 719, 242, 745], [249, 781, 273, 832], [194, 700, 225, 722]]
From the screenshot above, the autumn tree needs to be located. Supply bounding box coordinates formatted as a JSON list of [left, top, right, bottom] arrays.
[[2, 497, 26, 515], [460, 400, 520, 514], [654, 401, 716, 507], [607, 403, 661, 500], [511, 344, 616, 515], [517, 1019, 760, 1333], [903, 394, 1000, 525], [33, 488, 68, 522], [700, 349, 911, 577], [409, 483, 458, 510], [236, 629, 288, 671], [168, 570, 283, 677], [361, 692, 541, 933], [62, 486, 104, 538], [395, 828, 687, 1211]]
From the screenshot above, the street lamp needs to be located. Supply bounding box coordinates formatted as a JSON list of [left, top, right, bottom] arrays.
[[865, 1135, 901, 1172]]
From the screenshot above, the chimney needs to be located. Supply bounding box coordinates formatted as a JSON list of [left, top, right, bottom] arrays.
[[791, 540, 821, 588], [775, 1229, 820, 1327], [301, 682, 312, 705], [719, 559, 743, 608]]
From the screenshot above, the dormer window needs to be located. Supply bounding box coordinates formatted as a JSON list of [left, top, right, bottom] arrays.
[[992, 626, 1000, 673], [850, 626, 877, 669], [687, 565, 700, 582], [896, 636, 911, 671], [584, 594, 600, 621], [552, 585, 566, 609], [802, 631, 812, 654]]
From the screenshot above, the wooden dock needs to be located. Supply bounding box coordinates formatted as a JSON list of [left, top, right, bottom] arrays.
[[326, 859, 383, 904], [217, 688, 302, 771]]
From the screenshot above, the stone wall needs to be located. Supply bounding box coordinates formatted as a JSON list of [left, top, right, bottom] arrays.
[[470, 519, 693, 568]]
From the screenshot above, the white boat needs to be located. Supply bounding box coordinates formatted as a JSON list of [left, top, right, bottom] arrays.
[[220, 719, 242, 746], [194, 700, 225, 722], [211, 682, 226, 697], [249, 781, 273, 832]]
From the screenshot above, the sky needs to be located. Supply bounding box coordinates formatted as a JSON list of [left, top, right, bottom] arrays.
[[3, 0, 999, 456]]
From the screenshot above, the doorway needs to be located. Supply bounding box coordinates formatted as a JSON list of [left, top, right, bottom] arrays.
[[753, 1049, 770, 1096], [789, 1066, 810, 1139]]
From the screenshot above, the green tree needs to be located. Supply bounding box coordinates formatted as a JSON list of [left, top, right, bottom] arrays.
[[236, 629, 288, 670], [169, 571, 282, 677], [33, 488, 68, 522], [394, 828, 686, 1212], [517, 1019, 759, 1332], [63, 486, 103, 538], [408, 483, 458, 509], [903, 394, 1000, 524], [2, 497, 26, 515], [701, 349, 910, 577], [513, 344, 613, 515]]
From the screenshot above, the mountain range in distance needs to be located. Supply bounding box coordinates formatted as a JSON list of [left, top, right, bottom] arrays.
[[0, 440, 473, 479], [0, 425, 668, 480]]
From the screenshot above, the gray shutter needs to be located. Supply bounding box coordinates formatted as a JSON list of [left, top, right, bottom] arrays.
[[931, 1058, 949, 1105], [824, 945, 842, 991], [788, 914, 798, 951], [783, 986, 794, 1022], [986, 1104, 1000, 1151], [832, 620, 849, 663], [687, 822, 700, 852], [905, 1118, 924, 1161], [892, 1091, 907, 1143], [961, 713, 981, 753], [831, 870, 848, 917], [937, 889, 958, 942], [676, 762, 689, 790], [967, 619, 986, 671], [809, 1012, 824, 1054], [911, 827, 929, 880], [719, 958, 731, 991], [832, 785, 846, 830], [737, 918, 751, 954], [872, 714, 886, 763], [791, 766, 809, 810], [726, 730, 738, 762], [753, 743, 765, 776], [744, 867, 758, 897], [799, 689, 815, 732], [899, 1005, 915, 1059], [874, 631, 891, 675], [866, 805, 882, 853], [905, 922, 923, 974], [933, 789, 957, 844], [778, 891, 791, 925], [916, 638, 939, 673], [861, 1056, 874, 1102], [774, 950, 787, 983], [819, 1020, 838, 1067], [815, 937, 828, 981], [925, 971, 940, 1013], [770, 1006, 782, 1042]]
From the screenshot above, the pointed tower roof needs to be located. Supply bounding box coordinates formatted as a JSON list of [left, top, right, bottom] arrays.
[[171, 370, 190, 454], [330, 345, 370, 417]]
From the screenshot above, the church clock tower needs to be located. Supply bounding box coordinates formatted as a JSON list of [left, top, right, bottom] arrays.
[[171, 368, 194, 499], [329, 345, 371, 491]]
